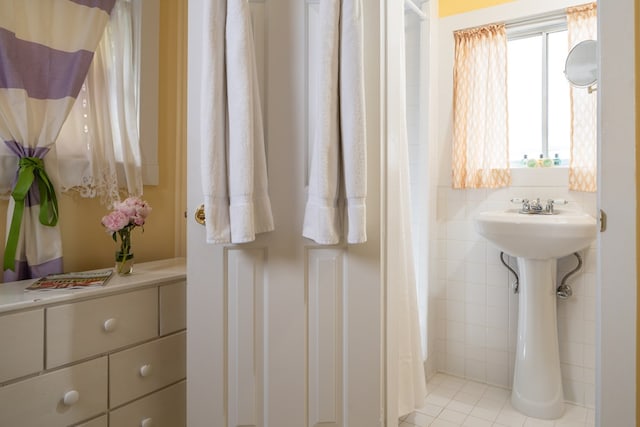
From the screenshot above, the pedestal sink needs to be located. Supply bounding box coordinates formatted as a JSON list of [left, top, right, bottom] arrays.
[[474, 208, 597, 419]]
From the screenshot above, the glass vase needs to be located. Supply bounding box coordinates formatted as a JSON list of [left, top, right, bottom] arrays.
[[115, 251, 134, 275]]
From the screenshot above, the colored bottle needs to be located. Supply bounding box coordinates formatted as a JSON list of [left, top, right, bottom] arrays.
[[553, 153, 561, 166]]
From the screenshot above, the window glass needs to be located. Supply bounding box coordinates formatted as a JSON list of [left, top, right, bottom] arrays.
[[507, 36, 542, 163], [507, 28, 570, 166], [547, 30, 571, 162]]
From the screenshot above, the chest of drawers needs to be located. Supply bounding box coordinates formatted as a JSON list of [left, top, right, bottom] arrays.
[[0, 258, 186, 427]]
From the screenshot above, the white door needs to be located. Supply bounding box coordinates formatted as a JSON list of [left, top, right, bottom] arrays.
[[186, 2, 384, 426], [596, 1, 636, 425]]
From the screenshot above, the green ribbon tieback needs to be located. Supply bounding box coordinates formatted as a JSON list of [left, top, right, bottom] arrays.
[[3, 156, 59, 271]]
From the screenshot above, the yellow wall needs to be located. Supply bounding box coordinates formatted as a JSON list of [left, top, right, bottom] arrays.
[[0, 0, 187, 281], [636, 0, 640, 418], [439, 0, 516, 17]]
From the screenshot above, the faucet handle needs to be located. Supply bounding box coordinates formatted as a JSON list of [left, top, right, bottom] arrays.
[[511, 198, 530, 213], [545, 199, 567, 214]]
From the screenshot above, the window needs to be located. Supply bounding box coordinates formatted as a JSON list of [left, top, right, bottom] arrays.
[[507, 16, 571, 166]]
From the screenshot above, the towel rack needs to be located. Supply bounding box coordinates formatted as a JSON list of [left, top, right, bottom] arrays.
[[405, 0, 427, 20]]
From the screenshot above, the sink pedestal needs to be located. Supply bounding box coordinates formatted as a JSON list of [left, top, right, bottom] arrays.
[[512, 258, 564, 419]]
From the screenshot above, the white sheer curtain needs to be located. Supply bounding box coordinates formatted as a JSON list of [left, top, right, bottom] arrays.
[[54, 0, 143, 207]]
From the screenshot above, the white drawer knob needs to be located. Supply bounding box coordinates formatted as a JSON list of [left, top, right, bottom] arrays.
[[103, 318, 118, 332], [140, 417, 153, 427], [63, 390, 80, 406], [139, 364, 153, 377]]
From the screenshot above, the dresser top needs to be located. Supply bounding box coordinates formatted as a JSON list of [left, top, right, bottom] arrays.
[[0, 258, 186, 314]]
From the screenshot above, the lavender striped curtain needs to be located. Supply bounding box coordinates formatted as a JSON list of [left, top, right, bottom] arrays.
[[0, 0, 115, 281]]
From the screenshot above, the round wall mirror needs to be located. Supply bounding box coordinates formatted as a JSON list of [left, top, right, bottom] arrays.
[[564, 39, 597, 88]]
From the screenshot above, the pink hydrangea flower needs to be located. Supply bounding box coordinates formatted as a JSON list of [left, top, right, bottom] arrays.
[[101, 210, 129, 233], [101, 196, 152, 258]]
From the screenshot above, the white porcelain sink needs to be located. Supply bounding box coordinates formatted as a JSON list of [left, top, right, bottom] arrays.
[[474, 208, 597, 419], [475, 209, 597, 259]]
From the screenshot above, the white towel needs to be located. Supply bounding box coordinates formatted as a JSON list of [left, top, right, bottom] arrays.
[[303, 0, 367, 245], [201, 0, 274, 244]]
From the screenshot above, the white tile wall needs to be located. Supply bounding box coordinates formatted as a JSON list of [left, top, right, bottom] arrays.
[[431, 183, 598, 407]]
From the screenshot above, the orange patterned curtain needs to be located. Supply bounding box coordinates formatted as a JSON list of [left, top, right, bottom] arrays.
[[452, 24, 511, 189], [567, 3, 597, 192]]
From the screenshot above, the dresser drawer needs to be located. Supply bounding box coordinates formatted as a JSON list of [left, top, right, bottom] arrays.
[[159, 281, 186, 335], [75, 414, 108, 427], [0, 357, 107, 427], [0, 309, 43, 383], [109, 331, 186, 407], [109, 380, 186, 427], [46, 288, 158, 368]]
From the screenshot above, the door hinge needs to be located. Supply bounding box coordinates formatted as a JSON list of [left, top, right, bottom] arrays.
[[599, 209, 607, 232]]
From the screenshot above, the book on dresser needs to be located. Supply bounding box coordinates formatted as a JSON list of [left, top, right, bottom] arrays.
[[25, 269, 114, 291]]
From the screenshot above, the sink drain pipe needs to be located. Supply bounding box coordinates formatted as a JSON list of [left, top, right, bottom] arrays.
[[556, 252, 583, 299], [499, 252, 519, 294], [499, 251, 583, 298]]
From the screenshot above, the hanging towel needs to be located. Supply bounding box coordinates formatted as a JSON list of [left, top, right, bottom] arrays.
[[200, 0, 274, 244], [303, 0, 367, 245]]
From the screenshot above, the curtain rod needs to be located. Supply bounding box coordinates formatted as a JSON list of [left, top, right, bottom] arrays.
[[405, 0, 426, 20]]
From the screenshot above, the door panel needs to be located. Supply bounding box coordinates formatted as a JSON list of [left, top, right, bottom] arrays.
[[186, 1, 382, 426]]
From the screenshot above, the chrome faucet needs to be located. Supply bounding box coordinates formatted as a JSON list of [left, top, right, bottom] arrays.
[[511, 198, 567, 215], [529, 198, 543, 213]]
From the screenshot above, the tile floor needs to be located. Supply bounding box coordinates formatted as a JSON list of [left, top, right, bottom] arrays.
[[399, 373, 595, 427]]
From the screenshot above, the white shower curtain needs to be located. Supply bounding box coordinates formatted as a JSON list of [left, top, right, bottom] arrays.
[[387, 0, 427, 417]]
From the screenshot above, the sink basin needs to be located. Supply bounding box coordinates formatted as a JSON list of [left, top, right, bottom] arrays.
[[475, 209, 597, 259], [474, 208, 597, 419]]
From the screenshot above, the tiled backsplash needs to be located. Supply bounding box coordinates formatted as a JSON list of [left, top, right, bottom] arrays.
[[429, 183, 597, 408]]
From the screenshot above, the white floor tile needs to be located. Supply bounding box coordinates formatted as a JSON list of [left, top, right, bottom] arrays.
[[559, 404, 587, 423], [463, 416, 494, 427], [469, 405, 500, 422], [431, 419, 460, 427], [425, 392, 454, 408], [482, 386, 510, 403], [418, 401, 446, 417], [460, 381, 488, 397], [555, 421, 589, 427], [438, 408, 468, 424], [405, 411, 435, 427], [400, 373, 592, 427], [495, 404, 526, 427], [522, 418, 554, 427], [446, 399, 475, 415]]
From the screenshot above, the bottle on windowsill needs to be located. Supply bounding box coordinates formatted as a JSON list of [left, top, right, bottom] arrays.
[[539, 153, 553, 167]]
